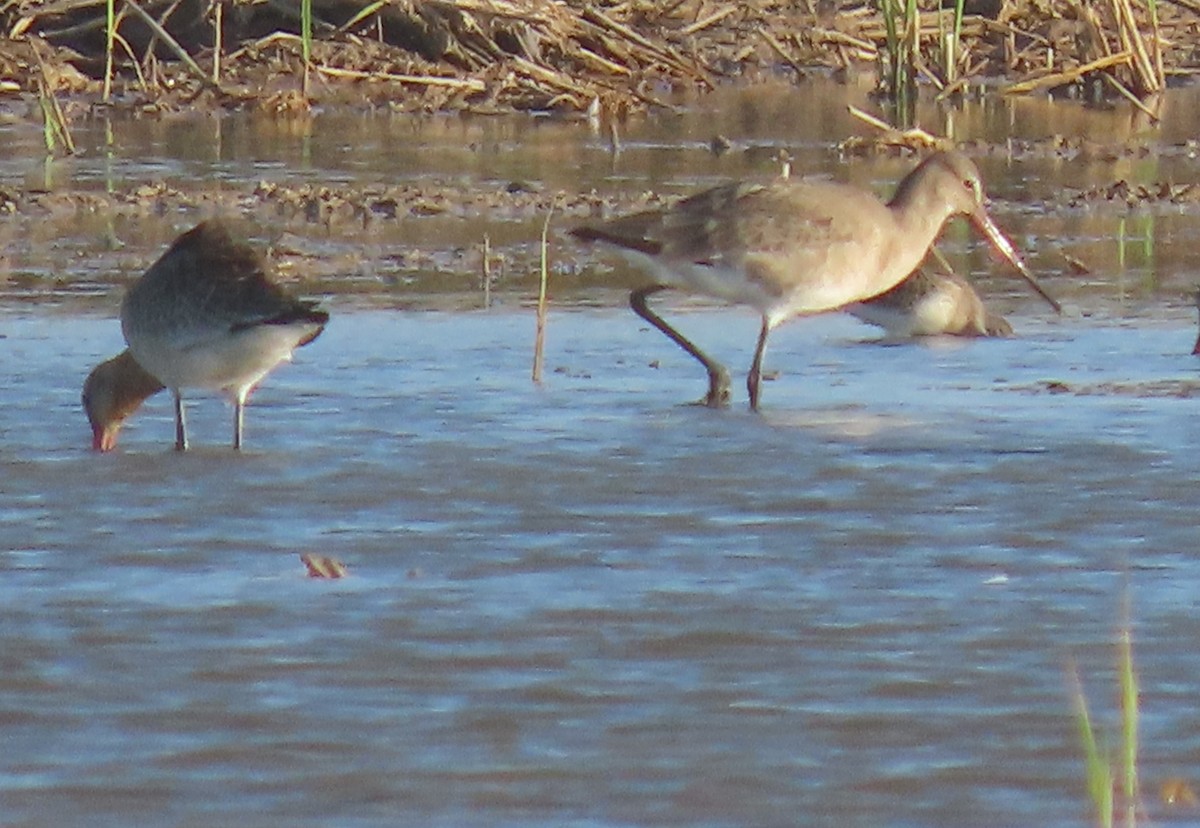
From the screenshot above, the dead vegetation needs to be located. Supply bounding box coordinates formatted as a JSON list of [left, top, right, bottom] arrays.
[[0, 0, 1188, 118]]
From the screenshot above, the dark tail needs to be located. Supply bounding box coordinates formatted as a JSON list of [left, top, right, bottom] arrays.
[[569, 225, 662, 257], [253, 301, 329, 347]]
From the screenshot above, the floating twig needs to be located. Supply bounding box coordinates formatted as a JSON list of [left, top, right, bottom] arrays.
[[843, 105, 947, 152], [1002, 52, 1131, 95], [314, 64, 487, 91]]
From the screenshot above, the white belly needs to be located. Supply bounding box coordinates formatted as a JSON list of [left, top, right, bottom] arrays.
[[126, 322, 315, 398]]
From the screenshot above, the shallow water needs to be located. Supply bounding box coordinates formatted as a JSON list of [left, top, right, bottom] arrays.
[[6, 304, 1200, 827], [5, 80, 1200, 312], [6, 79, 1200, 826]]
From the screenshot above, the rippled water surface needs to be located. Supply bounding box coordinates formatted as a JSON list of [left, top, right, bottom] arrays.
[[6, 304, 1200, 827], [6, 79, 1200, 827]]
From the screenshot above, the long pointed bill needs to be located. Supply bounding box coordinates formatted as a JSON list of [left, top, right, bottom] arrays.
[[93, 425, 118, 453], [972, 210, 1062, 314]]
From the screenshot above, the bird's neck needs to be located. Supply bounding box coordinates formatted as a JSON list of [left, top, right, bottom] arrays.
[[888, 182, 958, 263]]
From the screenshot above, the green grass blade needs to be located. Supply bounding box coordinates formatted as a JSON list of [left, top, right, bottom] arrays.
[[302, 0, 312, 64], [879, 0, 899, 98], [950, 0, 964, 81], [104, 0, 114, 102], [302, 0, 312, 96], [40, 95, 55, 154], [1118, 627, 1138, 827], [1069, 661, 1113, 828]]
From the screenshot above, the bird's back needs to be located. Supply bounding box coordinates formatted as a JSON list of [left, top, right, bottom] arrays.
[[121, 221, 327, 392], [572, 178, 902, 318], [848, 269, 1012, 337]]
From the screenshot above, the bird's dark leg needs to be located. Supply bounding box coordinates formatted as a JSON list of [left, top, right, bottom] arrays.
[[173, 390, 189, 452], [747, 317, 772, 412], [631, 285, 731, 407]]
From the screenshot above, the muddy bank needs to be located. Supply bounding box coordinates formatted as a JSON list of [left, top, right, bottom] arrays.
[[2, 115, 1200, 314], [0, 142, 1193, 310], [0, 1, 1191, 296]]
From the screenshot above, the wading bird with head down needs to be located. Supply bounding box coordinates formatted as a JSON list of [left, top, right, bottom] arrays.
[[83, 221, 328, 451]]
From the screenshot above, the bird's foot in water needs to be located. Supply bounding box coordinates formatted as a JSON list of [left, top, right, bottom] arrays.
[[694, 370, 732, 408]]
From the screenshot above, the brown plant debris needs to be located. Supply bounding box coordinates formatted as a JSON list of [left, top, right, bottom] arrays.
[[301, 552, 348, 578], [0, 0, 1193, 115], [1066, 179, 1200, 207]]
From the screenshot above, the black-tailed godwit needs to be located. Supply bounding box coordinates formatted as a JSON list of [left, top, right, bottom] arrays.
[[570, 151, 1058, 409], [849, 268, 1013, 338], [82, 349, 165, 452], [115, 221, 328, 451]]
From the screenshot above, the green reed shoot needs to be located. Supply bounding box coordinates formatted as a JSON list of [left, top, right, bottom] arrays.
[[39, 95, 56, 154], [1114, 214, 1154, 283], [1069, 621, 1140, 828], [212, 0, 222, 84], [941, 0, 965, 84], [952, 0, 964, 58], [32, 46, 75, 156], [301, 0, 313, 96], [1118, 627, 1138, 828], [103, 0, 114, 101], [1071, 662, 1113, 828], [104, 119, 116, 195], [878, 0, 917, 124], [1127, 213, 1159, 291], [1147, 0, 1163, 83], [880, 0, 901, 93]]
